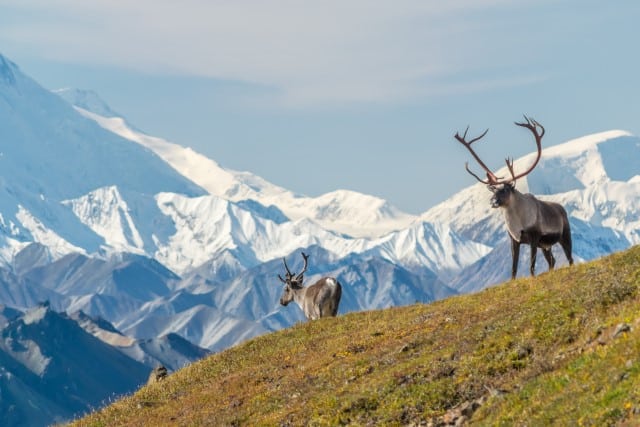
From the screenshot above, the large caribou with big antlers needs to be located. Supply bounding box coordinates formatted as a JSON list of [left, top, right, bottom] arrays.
[[277, 252, 342, 320], [454, 116, 573, 279]]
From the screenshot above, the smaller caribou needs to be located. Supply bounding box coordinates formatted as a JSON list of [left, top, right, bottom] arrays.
[[277, 252, 342, 320], [454, 116, 573, 279]]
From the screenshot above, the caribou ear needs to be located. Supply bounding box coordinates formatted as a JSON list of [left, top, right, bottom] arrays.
[[488, 185, 498, 193]]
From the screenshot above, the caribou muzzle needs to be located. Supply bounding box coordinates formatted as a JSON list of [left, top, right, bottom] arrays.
[[490, 195, 501, 208]]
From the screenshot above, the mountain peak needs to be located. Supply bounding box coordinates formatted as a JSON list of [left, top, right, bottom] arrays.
[[523, 131, 639, 195], [546, 130, 632, 155], [0, 53, 17, 85], [54, 88, 121, 118]]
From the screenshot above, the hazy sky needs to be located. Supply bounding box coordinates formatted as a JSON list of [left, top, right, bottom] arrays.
[[1, 1, 638, 214]]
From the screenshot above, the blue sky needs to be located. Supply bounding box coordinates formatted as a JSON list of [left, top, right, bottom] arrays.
[[1, 1, 638, 214]]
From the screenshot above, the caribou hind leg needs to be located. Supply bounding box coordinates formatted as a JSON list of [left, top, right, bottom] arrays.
[[542, 248, 555, 271], [560, 226, 574, 266], [529, 245, 538, 276]]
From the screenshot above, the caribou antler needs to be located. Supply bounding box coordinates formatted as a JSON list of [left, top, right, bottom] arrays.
[[295, 252, 310, 281], [278, 252, 310, 283], [282, 257, 293, 276], [506, 116, 544, 182], [454, 126, 500, 185], [278, 256, 294, 283], [454, 115, 544, 185]]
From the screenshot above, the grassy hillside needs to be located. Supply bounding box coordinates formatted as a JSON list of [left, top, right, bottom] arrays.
[[73, 246, 640, 426]]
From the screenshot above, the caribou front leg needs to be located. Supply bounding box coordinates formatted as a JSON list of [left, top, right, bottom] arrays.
[[510, 236, 520, 280], [528, 233, 541, 277]]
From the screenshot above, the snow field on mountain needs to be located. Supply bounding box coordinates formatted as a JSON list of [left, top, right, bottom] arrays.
[[76, 105, 416, 238]]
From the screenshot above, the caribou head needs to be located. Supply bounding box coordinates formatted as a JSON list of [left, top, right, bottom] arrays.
[[455, 116, 544, 202], [454, 116, 574, 279], [277, 252, 309, 307], [277, 252, 342, 320]]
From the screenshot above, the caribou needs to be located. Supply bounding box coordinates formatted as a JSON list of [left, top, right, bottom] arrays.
[[277, 252, 342, 320], [454, 116, 574, 279]]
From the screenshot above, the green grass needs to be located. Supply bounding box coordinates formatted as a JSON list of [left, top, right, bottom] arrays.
[[72, 245, 640, 426]]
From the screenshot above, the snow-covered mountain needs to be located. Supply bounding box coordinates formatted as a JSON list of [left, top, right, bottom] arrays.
[[63, 94, 415, 239], [0, 54, 205, 266], [0, 61, 439, 272]]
